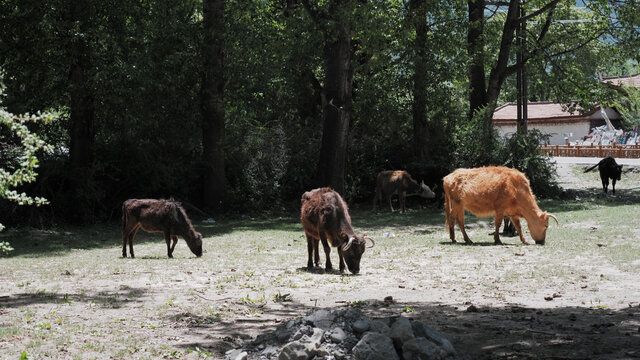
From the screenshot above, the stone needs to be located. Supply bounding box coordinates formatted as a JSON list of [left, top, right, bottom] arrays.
[[277, 329, 293, 343], [329, 327, 347, 343], [261, 345, 278, 357], [309, 327, 325, 348], [370, 319, 391, 336], [402, 337, 451, 360], [411, 322, 457, 357], [304, 309, 335, 329], [278, 341, 315, 360], [225, 349, 248, 360], [390, 317, 415, 348], [352, 319, 371, 334], [352, 332, 400, 360]]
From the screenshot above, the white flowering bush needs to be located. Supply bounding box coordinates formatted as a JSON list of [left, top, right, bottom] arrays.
[[1, 110, 52, 254]]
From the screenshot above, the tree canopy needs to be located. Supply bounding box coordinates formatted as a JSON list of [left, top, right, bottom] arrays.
[[0, 0, 638, 225]]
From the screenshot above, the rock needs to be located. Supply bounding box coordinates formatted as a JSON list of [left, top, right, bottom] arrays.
[[466, 305, 479, 312], [329, 327, 347, 343], [411, 321, 457, 357], [309, 327, 325, 348], [352, 332, 400, 360], [277, 329, 293, 343], [390, 317, 415, 348], [402, 337, 453, 360], [261, 345, 278, 357], [304, 309, 335, 329], [225, 349, 248, 360], [352, 319, 371, 334], [278, 341, 315, 360], [370, 320, 391, 336]]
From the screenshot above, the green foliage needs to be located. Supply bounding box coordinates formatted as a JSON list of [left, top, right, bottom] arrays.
[[0, 0, 635, 222], [0, 110, 51, 236], [612, 86, 640, 129], [451, 106, 501, 168], [499, 129, 562, 198]]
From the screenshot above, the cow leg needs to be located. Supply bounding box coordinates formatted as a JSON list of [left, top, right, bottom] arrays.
[[122, 228, 130, 258], [453, 207, 472, 244], [493, 215, 503, 245], [306, 235, 315, 268], [170, 236, 179, 254], [511, 217, 528, 244], [164, 232, 174, 258], [320, 237, 332, 270], [611, 177, 617, 194], [313, 237, 320, 267], [387, 194, 394, 212], [444, 196, 457, 243], [601, 174, 609, 193], [127, 225, 139, 258], [337, 247, 346, 273], [400, 192, 406, 213], [122, 222, 136, 258]]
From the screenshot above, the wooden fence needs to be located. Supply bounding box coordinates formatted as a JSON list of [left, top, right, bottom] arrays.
[[540, 144, 640, 158]]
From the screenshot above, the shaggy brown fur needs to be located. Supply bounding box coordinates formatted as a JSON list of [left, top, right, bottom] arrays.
[[443, 166, 557, 245], [122, 199, 203, 258], [301, 188, 373, 274]]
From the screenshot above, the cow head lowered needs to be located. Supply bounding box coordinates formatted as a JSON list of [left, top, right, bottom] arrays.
[[443, 166, 558, 245], [301, 187, 374, 274]]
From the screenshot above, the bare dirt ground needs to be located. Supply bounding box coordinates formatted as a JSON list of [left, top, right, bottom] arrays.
[[1, 162, 639, 359]]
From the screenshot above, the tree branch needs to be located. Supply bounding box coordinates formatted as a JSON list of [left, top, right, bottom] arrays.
[[519, 0, 561, 23]]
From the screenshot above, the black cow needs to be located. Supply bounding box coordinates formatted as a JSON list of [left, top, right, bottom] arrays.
[[584, 157, 623, 194]]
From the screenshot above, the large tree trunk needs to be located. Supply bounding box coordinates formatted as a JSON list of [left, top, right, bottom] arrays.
[[201, 0, 225, 210], [316, 23, 354, 195], [409, 0, 429, 162], [467, 0, 487, 120], [68, 1, 94, 170]]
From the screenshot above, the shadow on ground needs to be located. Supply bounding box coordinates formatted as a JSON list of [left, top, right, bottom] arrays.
[[0, 285, 149, 309], [169, 299, 640, 359]]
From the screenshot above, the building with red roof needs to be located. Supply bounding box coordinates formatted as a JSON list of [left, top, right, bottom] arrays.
[[492, 101, 622, 145], [600, 73, 640, 89]]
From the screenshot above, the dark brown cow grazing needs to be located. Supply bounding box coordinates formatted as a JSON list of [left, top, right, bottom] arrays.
[[373, 170, 436, 213], [301, 188, 374, 274], [122, 199, 203, 258]]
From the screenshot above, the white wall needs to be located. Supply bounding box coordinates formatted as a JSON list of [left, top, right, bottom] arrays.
[[495, 121, 591, 145]]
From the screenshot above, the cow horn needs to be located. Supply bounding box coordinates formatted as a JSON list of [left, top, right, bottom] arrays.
[[364, 235, 375, 248], [342, 236, 355, 251], [547, 213, 559, 225]]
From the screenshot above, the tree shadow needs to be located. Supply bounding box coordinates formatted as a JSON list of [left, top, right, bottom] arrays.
[[0, 285, 148, 309], [170, 298, 640, 359]]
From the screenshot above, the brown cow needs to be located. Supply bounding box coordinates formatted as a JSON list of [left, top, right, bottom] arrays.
[[443, 166, 558, 245], [373, 170, 436, 212], [301, 187, 374, 274], [122, 199, 203, 258]]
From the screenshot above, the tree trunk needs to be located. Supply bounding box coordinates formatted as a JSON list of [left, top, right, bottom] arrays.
[[316, 23, 354, 195], [410, 0, 429, 162], [467, 0, 487, 120], [68, 1, 94, 170], [201, 0, 225, 210]]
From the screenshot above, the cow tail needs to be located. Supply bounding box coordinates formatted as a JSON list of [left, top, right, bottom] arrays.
[[122, 203, 127, 233], [584, 163, 598, 173]]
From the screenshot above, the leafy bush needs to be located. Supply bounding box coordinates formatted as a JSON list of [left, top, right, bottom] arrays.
[[498, 129, 562, 198]]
